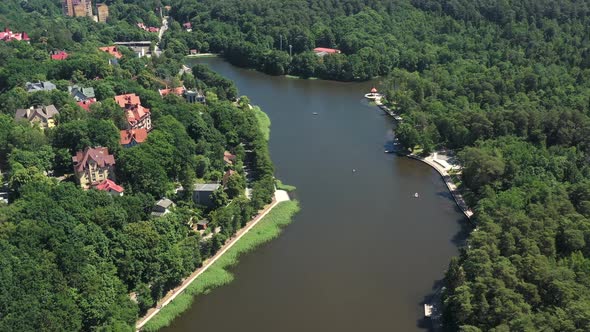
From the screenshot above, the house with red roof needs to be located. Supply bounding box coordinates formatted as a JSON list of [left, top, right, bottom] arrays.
[[158, 86, 186, 98], [72, 147, 116, 189], [137, 23, 159, 33], [51, 50, 69, 60], [77, 100, 96, 112], [99, 46, 123, 59], [313, 47, 341, 56], [0, 28, 30, 42], [94, 179, 124, 196], [114, 93, 152, 131], [120, 128, 148, 148], [183, 22, 192, 31]]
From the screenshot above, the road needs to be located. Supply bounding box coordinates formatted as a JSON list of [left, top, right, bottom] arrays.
[[154, 16, 168, 57]]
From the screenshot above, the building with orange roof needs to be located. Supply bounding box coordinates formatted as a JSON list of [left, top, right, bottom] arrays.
[[120, 128, 148, 148], [94, 179, 124, 196], [51, 50, 69, 60], [77, 100, 96, 112], [99, 45, 122, 59], [158, 86, 186, 97], [114, 93, 152, 131], [114, 93, 142, 108]]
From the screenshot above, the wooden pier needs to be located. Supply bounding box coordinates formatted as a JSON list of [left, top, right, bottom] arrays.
[[367, 94, 403, 122]]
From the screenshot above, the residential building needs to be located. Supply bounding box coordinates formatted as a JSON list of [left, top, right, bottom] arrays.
[[158, 86, 186, 98], [96, 3, 109, 23], [224, 151, 237, 166], [72, 147, 116, 189], [51, 50, 69, 60], [115, 93, 141, 108], [159, 86, 206, 104], [193, 183, 221, 208], [63, 0, 92, 17], [151, 198, 176, 217], [223, 169, 236, 186], [185, 89, 206, 104], [15, 105, 59, 129], [0, 28, 30, 42], [94, 179, 124, 196], [137, 23, 159, 33], [196, 220, 209, 231], [25, 81, 56, 93], [114, 93, 152, 131], [77, 100, 96, 112], [126, 104, 152, 131], [183, 22, 192, 32], [99, 45, 122, 59], [68, 85, 96, 101], [119, 128, 148, 148], [313, 47, 341, 57]]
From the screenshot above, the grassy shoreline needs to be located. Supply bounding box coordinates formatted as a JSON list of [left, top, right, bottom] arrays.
[[253, 105, 271, 141], [142, 200, 300, 331], [275, 179, 296, 192]]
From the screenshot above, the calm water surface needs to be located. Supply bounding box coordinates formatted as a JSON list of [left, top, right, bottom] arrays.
[[164, 58, 469, 332]]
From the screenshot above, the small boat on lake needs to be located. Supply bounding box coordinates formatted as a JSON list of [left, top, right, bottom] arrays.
[[312, 112, 318, 115], [414, 192, 419, 198]]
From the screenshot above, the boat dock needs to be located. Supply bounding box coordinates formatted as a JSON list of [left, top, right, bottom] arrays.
[[375, 96, 403, 121], [409, 153, 474, 220], [364, 89, 403, 122]]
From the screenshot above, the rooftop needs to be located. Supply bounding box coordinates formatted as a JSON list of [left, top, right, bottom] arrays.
[[26, 81, 56, 92], [120, 128, 148, 145], [159, 86, 186, 97], [15, 105, 59, 122], [72, 147, 115, 173], [51, 50, 69, 61], [194, 183, 221, 192], [313, 47, 341, 54], [94, 179, 124, 193], [0, 28, 30, 42], [155, 198, 175, 209], [99, 46, 122, 59], [114, 93, 141, 108], [77, 100, 96, 112]]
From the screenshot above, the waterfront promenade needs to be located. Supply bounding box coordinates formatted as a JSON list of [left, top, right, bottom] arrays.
[[409, 153, 474, 219], [136, 190, 291, 331]]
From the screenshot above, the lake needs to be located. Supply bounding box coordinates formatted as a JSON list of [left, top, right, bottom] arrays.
[[163, 57, 469, 332]]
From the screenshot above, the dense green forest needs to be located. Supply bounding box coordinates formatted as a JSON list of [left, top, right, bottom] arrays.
[[165, 0, 590, 331], [3, 0, 590, 331], [0, 0, 278, 331]]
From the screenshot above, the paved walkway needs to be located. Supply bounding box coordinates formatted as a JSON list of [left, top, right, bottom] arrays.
[[136, 190, 290, 330], [410, 153, 474, 219]]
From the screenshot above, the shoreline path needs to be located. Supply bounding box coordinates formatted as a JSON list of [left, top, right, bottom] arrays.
[[409, 153, 473, 219], [136, 190, 291, 331]]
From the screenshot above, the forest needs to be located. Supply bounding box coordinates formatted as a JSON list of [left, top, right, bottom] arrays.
[[166, 0, 590, 330], [0, 0, 276, 331], [2, 0, 590, 331]]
